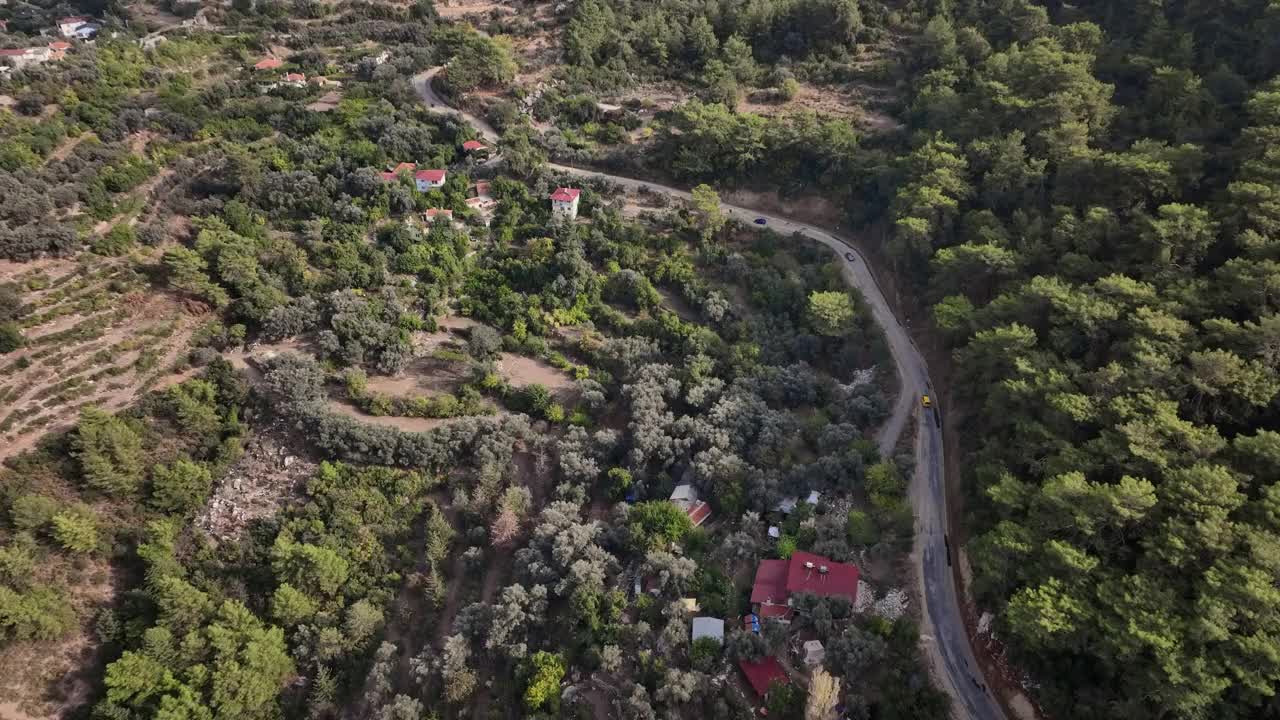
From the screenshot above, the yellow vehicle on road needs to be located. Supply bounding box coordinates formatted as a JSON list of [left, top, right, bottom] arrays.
[[921, 394, 932, 408]]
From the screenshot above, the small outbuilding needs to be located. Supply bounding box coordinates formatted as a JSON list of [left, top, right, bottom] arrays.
[[739, 657, 788, 698], [691, 617, 724, 643], [803, 639, 825, 667]]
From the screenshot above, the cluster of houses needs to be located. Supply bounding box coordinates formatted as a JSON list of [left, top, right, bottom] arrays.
[[647, 480, 858, 706], [0, 16, 96, 74], [737, 550, 859, 699], [251, 56, 343, 93]]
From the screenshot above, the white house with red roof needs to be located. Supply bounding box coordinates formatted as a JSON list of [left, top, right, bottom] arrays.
[[282, 72, 307, 86], [414, 169, 446, 192], [254, 56, 283, 71], [550, 187, 580, 219], [749, 551, 859, 621], [57, 16, 95, 38], [0, 45, 54, 70]]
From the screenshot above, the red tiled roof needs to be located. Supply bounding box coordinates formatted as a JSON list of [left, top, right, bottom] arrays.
[[739, 657, 788, 697], [686, 500, 712, 527], [48, 41, 71, 50], [392, 162, 416, 173], [785, 551, 859, 600], [415, 169, 446, 183], [462, 140, 487, 151], [424, 209, 453, 219], [750, 552, 859, 606], [0, 48, 31, 57], [254, 57, 283, 70], [749, 559, 789, 605], [284, 72, 306, 82], [550, 187, 580, 202], [379, 171, 398, 182], [757, 603, 792, 619]]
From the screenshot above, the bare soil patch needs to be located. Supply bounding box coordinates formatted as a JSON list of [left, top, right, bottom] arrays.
[[656, 288, 698, 322], [719, 187, 845, 228], [198, 424, 317, 540], [497, 352, 572, 392]]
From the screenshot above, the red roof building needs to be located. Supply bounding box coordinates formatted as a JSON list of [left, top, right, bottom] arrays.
[[738, 657, 788, 697], [549, 187, 581, 202], [283, 72, 306, 83], [414, 169, 446, 183], [391, 162, 417, 174], [686, 500, 712, 527], [0, 48, 29, 57], [48, 41, 71, 50], [254, 57, 283, 70], [462, 139, 487, 152], [750, 551, 859, 608]]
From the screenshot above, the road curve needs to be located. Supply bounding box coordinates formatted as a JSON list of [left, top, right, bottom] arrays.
[[415, 67, 1006, 720]]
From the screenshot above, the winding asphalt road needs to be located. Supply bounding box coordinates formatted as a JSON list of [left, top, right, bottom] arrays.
[[414, 67, 1006, 720]]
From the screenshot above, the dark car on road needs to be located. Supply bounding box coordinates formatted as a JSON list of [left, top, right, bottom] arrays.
[[844, 252, 855, 261], [754, 217, 767, 225]]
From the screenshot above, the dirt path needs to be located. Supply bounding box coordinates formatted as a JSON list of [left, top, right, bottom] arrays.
[[432, 506, 467, 648]]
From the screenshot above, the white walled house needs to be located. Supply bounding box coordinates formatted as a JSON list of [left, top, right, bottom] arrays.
[[414, 169, 446, 192], [550, 187, 581, 219], [57, 16, 94, 38]]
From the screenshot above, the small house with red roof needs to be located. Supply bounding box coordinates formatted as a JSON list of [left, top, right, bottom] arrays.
[[47, 41, 70, 60], [738, 657, 789, 698], [254, 56, 283, 71], [750, 551, 859, 620], [550, 187, 581, 219], [423, 208, 453, 223], [414, 169, 447, 192], [282, 72, 307, 86], [669, 483, 712, 528], [462, 139, 488, 153], [380, 163, 419, 184]]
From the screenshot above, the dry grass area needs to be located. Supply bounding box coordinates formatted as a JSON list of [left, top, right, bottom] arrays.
[[0, 561, 118, 720], [0, 260, 203, 464]]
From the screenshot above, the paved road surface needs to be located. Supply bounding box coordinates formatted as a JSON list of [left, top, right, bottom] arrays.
[[415, 66, 1006, 720]]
